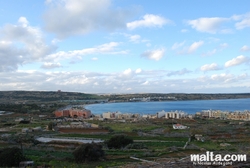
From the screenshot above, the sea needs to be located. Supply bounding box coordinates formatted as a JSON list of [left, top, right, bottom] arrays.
[[85, 98, 250, 115]]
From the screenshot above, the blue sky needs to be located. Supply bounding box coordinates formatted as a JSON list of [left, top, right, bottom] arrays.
[[0, 0, 250, 93]]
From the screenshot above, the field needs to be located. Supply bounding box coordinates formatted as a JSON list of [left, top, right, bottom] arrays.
[[1, 114, 250, 167]]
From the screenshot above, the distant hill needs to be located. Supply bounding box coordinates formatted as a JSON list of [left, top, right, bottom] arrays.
[[0, 91, 106, 104], [0, 91, 249, 104]]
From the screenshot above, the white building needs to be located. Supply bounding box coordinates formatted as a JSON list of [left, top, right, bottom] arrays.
[[102, 112, 111, 119], [165, 110, 187, 119], [173, 124, 188, 129], [157, 110, 166, 118]]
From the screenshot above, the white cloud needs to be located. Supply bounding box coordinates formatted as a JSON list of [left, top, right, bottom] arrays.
[[0, 69, 249, 93], [45, 42, 125, 62], [240, 45, 250, 52], [234, 13, 250, 29], [18, 17, 29, 27], [166, 68, 192, 76], [92, 57, 98, 61], [187, 17, 229, 33], [135, 68, 142, 74], [225, 55, 249, 67], [220, 43, 228, 49], [141, 48, 165, 61], [172, 41, 185, 50], [43, 0, 132, 38], [127, 14, 172, 30], [128, 34, 141, 43], [123, 68, 132, 75], [188, 41, 204, 54], [200, 63, 220, 71], [141, 81, 149, 85], [41, 62, 62, 69], [0, 17, 55, 72], [202, 49, 217, 57], [210, 73, 234, 83]]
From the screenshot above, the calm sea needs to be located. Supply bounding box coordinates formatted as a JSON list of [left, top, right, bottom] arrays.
[[85, 98, 250, 115]]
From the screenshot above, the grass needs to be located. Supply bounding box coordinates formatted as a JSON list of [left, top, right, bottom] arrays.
[[23, 148, 139, 168], [143, 141, 185, 148], [88, 121, 162, 132]]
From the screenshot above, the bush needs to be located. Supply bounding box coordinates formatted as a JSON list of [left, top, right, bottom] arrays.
[[106, 135, 133, 149], [0, 147, 26, 167], [73, 143, 104, 163]]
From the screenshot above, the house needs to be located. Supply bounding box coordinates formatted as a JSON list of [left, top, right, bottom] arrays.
[[19, 161, 34, 168], [102, 112, 111, 119], [173, 124, 188, 129], [194, 134, 204, 142], [166, 111, 187, 119], [54, 108, 91, 118]]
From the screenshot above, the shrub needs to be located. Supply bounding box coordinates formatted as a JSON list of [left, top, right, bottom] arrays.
[[106, 135, 133, 149], [73, 143, 104, 163], [0, 147, 26, 167]]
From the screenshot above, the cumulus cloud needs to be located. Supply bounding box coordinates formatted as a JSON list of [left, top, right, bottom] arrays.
[[172, 41, 185, 50], [135, 68, 142, 74], [0, 69, 249, 93], [45, 42, 126, 62], [202, 49, 217, 57], [127, 14, 172, 30], [166, 68, 192, 76], [0, 17, 55, 72], [41, 62, 62, 69], [141, 81, 149, 85], [220, 43, 228, 49], [43, 0, 132, 38], [141, 48, 165, 61], [128, 34, 141, 43], [240, 45, 250, 52], [210, 73, 234, 83], [188, 41, 204, 54], [123, 68, 132, 75], [187, 17, 229, 33], [225, 55, 249, 67], [200, 63, 220, 71], [233, 13, 250, 29]]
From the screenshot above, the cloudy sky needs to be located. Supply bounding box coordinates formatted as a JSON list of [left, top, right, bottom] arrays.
[[0, 0, 250, 93]]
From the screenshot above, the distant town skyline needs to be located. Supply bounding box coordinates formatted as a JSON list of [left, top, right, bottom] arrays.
[[0, 0, 250, 93]]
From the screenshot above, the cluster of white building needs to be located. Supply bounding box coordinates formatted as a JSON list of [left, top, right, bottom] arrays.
[[157, 110, 192, 119], [196, 110, 250, 120], [101, 111, 140, 120], [99, 110, 192, 120], [93, 109, 250, 121]]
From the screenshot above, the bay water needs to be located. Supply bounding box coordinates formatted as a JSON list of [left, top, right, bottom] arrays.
[[85, 98, 250, 115]]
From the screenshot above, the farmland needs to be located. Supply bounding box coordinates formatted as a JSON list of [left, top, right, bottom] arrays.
[[1, 111, 250, 167]]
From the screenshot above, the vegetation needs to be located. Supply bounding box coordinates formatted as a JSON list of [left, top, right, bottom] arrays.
[[0, 147, 26, 167], [106, 135, 133, 149], [73, 143, 104, 163]]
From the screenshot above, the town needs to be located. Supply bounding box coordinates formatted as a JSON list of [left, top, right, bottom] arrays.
[[0, 91, 250, 167]]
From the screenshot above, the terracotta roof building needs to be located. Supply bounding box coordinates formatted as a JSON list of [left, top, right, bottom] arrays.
[[54, 108, 91, 118]]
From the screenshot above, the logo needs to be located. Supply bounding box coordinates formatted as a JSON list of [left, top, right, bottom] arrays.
[[190, 151, 247, 166]]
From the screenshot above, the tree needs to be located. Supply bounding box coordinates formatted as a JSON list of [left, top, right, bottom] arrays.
[[0, 147, 26, 167], [73, 143, 104, 163], [48, 122, 56, 130], [106, 135, 133, 149]]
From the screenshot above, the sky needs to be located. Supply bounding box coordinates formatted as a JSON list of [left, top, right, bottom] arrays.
[[0, 0, 250, 94]]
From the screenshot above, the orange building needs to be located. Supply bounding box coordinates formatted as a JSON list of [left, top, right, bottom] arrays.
[[54, 108, 91, 118]]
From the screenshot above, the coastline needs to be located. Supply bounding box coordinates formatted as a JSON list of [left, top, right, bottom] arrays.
[[85, 98, 250, 115]]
